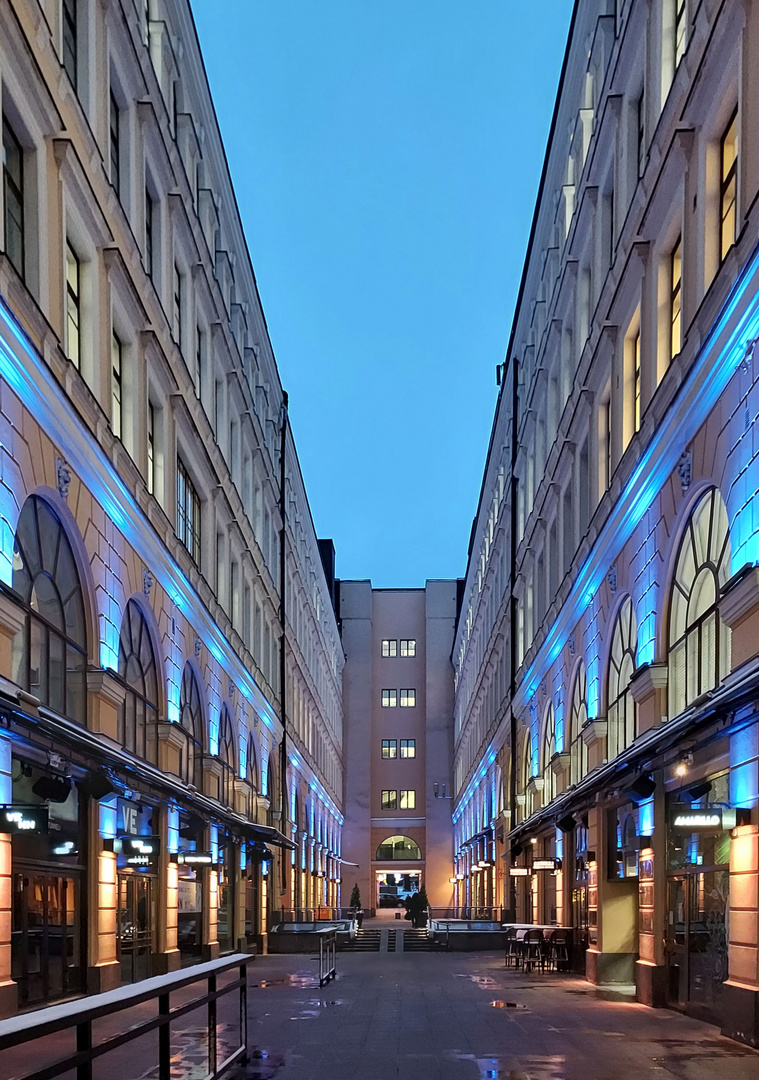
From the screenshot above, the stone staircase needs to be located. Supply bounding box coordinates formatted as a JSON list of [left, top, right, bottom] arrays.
[[401, 928, 440, 952], [339, 928, 381, 952]]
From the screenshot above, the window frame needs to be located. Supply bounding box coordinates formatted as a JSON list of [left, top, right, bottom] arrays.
[[399, 790, 416, 811], [720, 107, 739, 264], [381, 789, 397, 811], [65, 241, 81, 369], [400, 738, 416, 759], [381, 689, 397, 708], [399, 639, 416, 657], [109, 89, 121, 199], [670, 237, 682, 360], [381, 639, 397, 657], [381, 739, 397, 759], [111, 331, 123, 439], [399, 688, 416, 708], [176, 456, 201, 566], [2, 117, 25, 280], [117, 598, 159, 763], [62, 0, 78, 92]]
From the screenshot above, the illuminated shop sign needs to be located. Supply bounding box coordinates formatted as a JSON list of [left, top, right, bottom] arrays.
[[1, 805, 49, 834], [115, 835, 161, 870], [509, 867, 530, 877], [671, 808, 746, 831], [532, 857, 561, 872], [173, 851, 214, 866]]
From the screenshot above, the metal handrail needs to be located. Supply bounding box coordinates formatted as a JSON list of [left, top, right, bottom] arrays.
[[0, 953, 255, 1080], [317, 928, 337, 987]]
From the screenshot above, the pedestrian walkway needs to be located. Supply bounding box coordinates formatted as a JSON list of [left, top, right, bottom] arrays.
[[231, 951, 759, 1080]]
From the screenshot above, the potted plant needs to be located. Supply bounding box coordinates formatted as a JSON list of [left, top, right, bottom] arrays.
[[349, 883, 363, 928]]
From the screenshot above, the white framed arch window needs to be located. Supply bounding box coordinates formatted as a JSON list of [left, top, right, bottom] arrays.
[[669, 487, 731, 718], [542, 703, 556, 804], [607, 596, 638, 760], [569, 661, 588, 784]]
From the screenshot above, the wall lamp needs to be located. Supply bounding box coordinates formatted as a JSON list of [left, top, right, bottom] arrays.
[[433, 782, 454, 800]]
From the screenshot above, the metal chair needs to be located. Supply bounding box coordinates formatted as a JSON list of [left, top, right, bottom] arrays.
[[547, 929, 570, 971], [504, 927, 520, 968], [522, 928, 545, 972]]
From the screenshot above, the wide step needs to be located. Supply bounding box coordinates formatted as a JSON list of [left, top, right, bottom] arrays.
[[402, 929, 439, 952], [340, 929, 381, 952]]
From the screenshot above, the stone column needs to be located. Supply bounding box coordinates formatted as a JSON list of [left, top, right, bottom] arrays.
[[723, 824, 759, 1047], [154, 803, 180, 975], [0, 733, 17, 1016], [87, 798, 120, 993]]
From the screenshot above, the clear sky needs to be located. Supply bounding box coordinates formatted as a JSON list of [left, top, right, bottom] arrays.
[[190, 1, 573, 588]]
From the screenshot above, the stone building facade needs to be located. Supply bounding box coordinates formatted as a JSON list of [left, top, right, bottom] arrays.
[[0, 0, 343, 1014], [453, 0, 759, 1046]]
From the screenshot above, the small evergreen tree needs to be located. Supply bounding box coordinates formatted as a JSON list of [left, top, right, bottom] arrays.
[[349, 883, 361, 910]]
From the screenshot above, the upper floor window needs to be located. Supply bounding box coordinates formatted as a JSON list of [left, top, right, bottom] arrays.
[[720, 109, 739, 263], [3, 118, 24, 280], [145, 189, 154, 279], [636, 89, 645, 179], [180, 662, 205, 789], [400, 639, 416, 657], [176, 457, 201, 565], [109, 90, 121, 198], [218, 706, 236, 808], [62, 0, 78, 91], [11, 495, 87, 721], [65, 242, 81, 368], [195, 326, 203, 399], [669, 487, 731, 718], [675, 0, 687, 67], [381, 639, 397, 657], [147, 402, 155, 495], [381, 789, 397, 811], [117, 599, 158, 762], [400, 738, 416, 758], [173, 263, 183, 349], [633, 331, 641, 433], [111, 332, 123, 439], [381, 739, 397, 759], [381, 689, 397, 708], [399, 790, 416, 810], [542, 703, 556, 804], [607, 596, 638, 760], [569, 661, 588, 785], [670, 238, 682, 360], [399, 689, 416, 708]]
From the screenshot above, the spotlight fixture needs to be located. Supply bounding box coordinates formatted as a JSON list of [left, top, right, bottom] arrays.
[[674, 752, 693, 778], [530, 837, 538, 845]]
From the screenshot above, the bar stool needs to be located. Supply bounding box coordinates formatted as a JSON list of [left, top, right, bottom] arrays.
[[522, 928, 545, 972], [547, 929, 570, 971], [504, 927, 519, 968]]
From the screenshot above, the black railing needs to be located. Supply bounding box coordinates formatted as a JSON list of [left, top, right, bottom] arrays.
[[0, 953, 254, 1080]]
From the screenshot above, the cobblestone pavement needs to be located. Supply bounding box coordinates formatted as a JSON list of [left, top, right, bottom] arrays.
[[3, 951, 759, 1080]]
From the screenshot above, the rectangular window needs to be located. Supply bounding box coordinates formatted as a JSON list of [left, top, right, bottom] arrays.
[[633, 331, 641, 433], [381, 689, 397, 708], [147, 402, 155, 495], [381, 639, 397, 657], [65, 242, 81, 369], [399, 790, 416, 810], [62, 0, 77, 90], [400, 739, 416, 758], [145, 188, 154, 279], [173, 263, 183, 348], [603, 397, 611, 489], [636, 90, 645, 179], [720, 109, 739, 264], [195, 326, 203, 399], [381, 790, 397, 811], [381, 739, 397, 759], [176, 457, 201, 565], [670, 237, 682, 360], [3, 119, 24, 280], [400, 689, 416, 708], [675, 0, 687, 67], [109, 90, 120, 198], [111, 332, 122, 439], [400, 639, 416, 657]]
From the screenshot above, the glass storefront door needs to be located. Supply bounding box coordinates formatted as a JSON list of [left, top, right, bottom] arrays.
[[118, 874, 155, 984], [11, 868, 82, 1005], [666, 870, 729, 1022]]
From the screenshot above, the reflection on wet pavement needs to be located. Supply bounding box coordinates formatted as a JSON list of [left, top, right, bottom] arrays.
[[137, 1023, 240, 1080]]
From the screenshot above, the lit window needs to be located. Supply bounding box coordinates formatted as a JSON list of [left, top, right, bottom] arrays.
[[381, 739, 397, 759], [720, 109, 739, 263], [381, 689, 397, 708], [62, 0, 77, 90], [111, 332, 123, 439], [381, 639, 397, 657], [176, 457, 201, 565], [400, 689, 416, 708], [400, 639, 416, 657], [66, 242, 81, 368], [109, 90, 120, 198], [633, 331, 641, 432], [381, 790, 397, 811], [400, 739, 415, 759], [400, 790, 416, 810], [542, 704, 556, 804], [569, 662, 588, 785], [607, 596, 638, 760], [670, 238, 682, 360], [147, 402, 155, 495], [2, 118, 24, 280]]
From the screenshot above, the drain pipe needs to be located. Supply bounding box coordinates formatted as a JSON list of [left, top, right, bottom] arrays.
[[279, 390, 289, 899], [508, 354, 519, 921]]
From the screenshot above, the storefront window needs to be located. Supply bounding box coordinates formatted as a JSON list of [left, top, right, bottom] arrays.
[[608, 805, 640, 879], [177, 811, 206, 963]]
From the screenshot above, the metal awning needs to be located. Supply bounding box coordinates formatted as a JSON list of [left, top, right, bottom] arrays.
[[0, 693, 296, 849]]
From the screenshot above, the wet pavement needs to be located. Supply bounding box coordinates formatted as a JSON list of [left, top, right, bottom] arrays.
[[3, 950, 759, 1080]]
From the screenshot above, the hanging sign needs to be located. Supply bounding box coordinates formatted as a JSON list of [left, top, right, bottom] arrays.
[[174, 851, 214, 866], [532, 857, 561, 872], [115, 835, 161, 870], [671, 808, 742, 831], [509, 867, 530, 877], [1, 805, 49, 834]]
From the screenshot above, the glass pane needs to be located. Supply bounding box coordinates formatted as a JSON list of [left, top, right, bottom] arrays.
[[31, 575, 64, 631], [30, 618, 47, 700], [66, 645, 85, 722], [48, 632, 65, 714]]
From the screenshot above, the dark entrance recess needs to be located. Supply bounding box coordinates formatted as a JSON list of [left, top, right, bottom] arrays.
[[11, 868, 83, 1005]]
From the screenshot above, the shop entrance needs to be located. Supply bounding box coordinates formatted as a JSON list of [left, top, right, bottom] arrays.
[[666, 870, 729, 1022], [118, 874, 155, 984], [11, 868, 83, 1006], [376, 871, 420, 907]]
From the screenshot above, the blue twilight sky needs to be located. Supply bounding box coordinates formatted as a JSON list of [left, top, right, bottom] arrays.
[[190, 1, 573, 588]]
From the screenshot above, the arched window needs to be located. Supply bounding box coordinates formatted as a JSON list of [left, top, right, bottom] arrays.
[[569, 661, 588, 784], [11, 495, 87, 720], [375, 835, 422, 861], [117, 599, 158, 762], [518, 732, 532, 822], [247, 733, 259, 793], [607, 596, 638, 759], [217, 706, 236, 808], [542, 704, 556, 804], [669, 487, 731, 718], [180, 663, 205, 789]]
